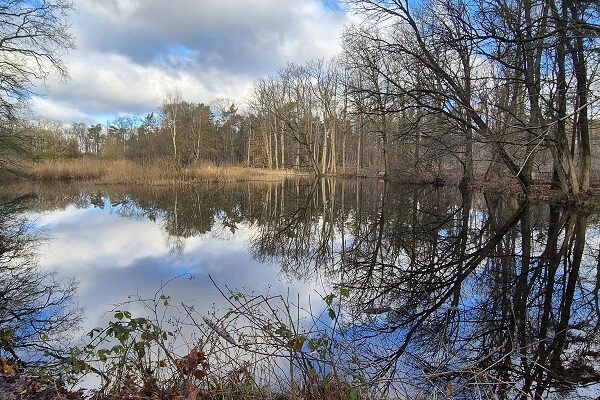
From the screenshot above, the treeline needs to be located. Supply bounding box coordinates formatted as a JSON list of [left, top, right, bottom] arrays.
[[28, 74, 396, 177], [25, 0, 600, 194], [25, 102, 243, 165]]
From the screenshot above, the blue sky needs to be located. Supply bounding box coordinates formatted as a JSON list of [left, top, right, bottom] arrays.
[[30, 0, 349, 123], [30, 200, 329, 343]]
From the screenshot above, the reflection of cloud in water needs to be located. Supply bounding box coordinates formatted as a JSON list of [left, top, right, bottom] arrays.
[[30, 206, 323, 336], [16, 181, 599, 398]]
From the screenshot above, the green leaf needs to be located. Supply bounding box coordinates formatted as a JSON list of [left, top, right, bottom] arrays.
[[134, 342, 146, 358], [141, 332, 153, 342], [0, 329, 14, 340], [275, 324, 292, 338], [97, 349, 110, 362], [328, 308, 336, 320], [160, 295, 170, 306], [340, 288, 350, 298], [111, 345, 124, 354], [324, 293, 336, 306]]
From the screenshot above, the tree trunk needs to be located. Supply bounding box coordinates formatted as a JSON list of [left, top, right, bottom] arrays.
[[280, 125, 285, 169], [356, 112, 363, 176], [568, 2, 591, 191], [321, 124, 328, 175]]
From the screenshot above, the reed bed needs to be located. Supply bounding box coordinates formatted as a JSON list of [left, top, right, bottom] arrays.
[[29, 159, 306, 185]]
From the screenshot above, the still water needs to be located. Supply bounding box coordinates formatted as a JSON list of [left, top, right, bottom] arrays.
[[3, 179, 600, 398]]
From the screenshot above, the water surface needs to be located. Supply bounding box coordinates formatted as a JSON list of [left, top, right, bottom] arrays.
[[4, 179, 600, 398]]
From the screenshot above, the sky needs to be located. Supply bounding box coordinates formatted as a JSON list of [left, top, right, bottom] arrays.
[[30, 0, 349, 124], [30, 202, 329, 343]]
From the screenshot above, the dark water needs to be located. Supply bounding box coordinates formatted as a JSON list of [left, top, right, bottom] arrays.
[[2, 180, 599, 398]]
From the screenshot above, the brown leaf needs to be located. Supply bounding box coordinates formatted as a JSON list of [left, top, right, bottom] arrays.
[[186, 381, 199, 400], [141, 377, 158, 395], [177, 347, 208, 375], [193, 370, 206, 380]]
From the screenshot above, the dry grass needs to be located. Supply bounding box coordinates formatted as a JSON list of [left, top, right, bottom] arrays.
[[29, 159, 306, 185]]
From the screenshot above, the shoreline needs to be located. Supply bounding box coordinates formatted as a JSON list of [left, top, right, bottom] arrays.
[[10, 158, 600, 209], [25, 159, 309, 185]]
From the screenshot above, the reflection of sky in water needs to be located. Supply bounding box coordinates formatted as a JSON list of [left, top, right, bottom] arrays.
[[27, 202, 327, 337], [11, 182, 600, 398]]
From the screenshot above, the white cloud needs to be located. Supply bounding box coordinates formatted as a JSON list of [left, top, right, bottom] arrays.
[[30, 204, 326, 342], [32, 0, 348, 122], [29, 97, 95, 123]]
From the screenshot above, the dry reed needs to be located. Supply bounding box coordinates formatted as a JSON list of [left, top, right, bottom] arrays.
[[29, 159, 306, 185]]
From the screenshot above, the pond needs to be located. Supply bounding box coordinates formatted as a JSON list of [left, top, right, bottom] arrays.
[[2, 179, 599, 399]]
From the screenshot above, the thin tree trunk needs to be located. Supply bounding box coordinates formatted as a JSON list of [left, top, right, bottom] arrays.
[[356, 112, 363, 176]]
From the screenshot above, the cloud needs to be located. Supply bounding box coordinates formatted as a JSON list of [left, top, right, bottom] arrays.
[[29, 97, 95, 123], [31, 0, 348, 122], [31, 204, 326, 340]]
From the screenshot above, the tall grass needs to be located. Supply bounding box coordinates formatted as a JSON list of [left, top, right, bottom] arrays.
[[29, 159, 306, 185]]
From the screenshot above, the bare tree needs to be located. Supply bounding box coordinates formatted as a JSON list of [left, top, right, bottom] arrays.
[[0, 0, 74, 176], [162, 89, 183, 164], [0, 0, 75, 121], [0, 194, 80, 367], [344, 0, 600, 193]]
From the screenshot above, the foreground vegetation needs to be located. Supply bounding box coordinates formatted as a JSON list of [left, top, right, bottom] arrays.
[[1, 288, 363, 400]]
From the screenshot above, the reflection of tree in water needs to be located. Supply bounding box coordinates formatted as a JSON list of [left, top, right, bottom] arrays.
[[15, 180, 600, 397], [0, 193, 79, 368], [23, 183, 254, 254], [125, 184, 265, 253], [246, 181, 600, 398]]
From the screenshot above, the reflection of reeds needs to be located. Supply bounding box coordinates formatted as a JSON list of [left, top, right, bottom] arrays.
[[28, 159, 306, 184]]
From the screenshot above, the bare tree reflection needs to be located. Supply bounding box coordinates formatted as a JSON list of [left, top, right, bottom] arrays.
[[12, 181, 600, 397], [246, 181, 600, 399], [0, 193, 80, 368]]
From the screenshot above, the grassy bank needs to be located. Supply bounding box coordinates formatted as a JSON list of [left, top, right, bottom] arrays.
[[28, 159, 307, 185]]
